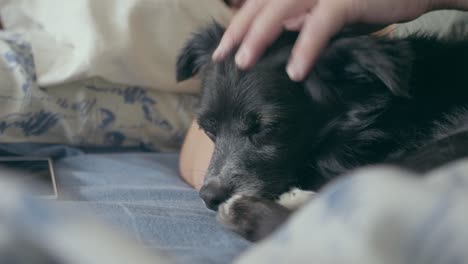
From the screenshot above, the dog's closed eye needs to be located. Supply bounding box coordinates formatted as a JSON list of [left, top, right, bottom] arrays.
[[242, 114, 262, 135], [241, 114, 281, 146], [204, 130, 217, 142], [249, 124, 281, 146], [198, 117, 218, 142]]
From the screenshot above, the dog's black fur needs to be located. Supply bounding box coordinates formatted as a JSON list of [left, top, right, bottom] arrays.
[[176, 22, 468, 241]]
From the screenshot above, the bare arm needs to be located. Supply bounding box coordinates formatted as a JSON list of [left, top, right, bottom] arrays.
[[179, 120, 214, 190]]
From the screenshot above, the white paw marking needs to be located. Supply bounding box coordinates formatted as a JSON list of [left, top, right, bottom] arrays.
[[276, 188, 315, 210], [217, 194, 243, 224]]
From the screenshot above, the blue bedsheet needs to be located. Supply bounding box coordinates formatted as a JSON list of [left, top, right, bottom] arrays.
[[2, 144, 468, 264], [54, 152, 250, 264], [0, 144, 250, 264]]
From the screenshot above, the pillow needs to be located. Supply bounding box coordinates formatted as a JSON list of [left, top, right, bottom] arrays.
[[0, 32, 198, 151]]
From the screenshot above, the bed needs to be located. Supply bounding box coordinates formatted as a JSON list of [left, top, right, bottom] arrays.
[[0, 1, 467, 263]]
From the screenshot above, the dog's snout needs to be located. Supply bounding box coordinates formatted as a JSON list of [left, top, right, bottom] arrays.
[[199, 181, 231, 211]]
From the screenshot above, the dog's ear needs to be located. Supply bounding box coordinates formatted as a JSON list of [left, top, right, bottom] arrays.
[[176, 21, 225, 82], [305, 36, 412, 105]]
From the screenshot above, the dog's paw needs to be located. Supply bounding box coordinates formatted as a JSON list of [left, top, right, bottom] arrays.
[[276, 188, 315, 210], [217, 195, 290, 242]]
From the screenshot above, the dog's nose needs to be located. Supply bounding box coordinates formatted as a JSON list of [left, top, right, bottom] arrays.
[[199, 181, 231, 211]]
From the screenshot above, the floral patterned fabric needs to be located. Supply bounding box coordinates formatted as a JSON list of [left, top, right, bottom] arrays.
[[0, 32, 198, 151]]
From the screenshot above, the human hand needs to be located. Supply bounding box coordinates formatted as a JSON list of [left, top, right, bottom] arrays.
[[212, 0, 453, 81]]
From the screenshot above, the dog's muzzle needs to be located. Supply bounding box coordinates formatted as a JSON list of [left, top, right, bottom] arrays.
[[199, 180, 232, 211]]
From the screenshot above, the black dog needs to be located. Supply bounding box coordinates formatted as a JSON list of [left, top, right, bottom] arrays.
[[176, 22, 468, 241]]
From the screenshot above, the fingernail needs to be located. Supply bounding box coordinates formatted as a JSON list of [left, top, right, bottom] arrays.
[[235, 47, 250, 69], [213, 39, 232, 61], [286, 60, 304, 81], [212, 47, 225, 61]]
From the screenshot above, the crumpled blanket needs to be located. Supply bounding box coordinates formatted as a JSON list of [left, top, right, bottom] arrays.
[[237, 161, 468, 264], [2, 156, 468, 264], [0, 0, 232, 92]]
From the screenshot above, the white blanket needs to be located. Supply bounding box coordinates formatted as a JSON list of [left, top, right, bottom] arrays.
[[0, 0, 232, 93]]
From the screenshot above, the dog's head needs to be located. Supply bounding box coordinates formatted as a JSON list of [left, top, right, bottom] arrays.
[[176, 22, 411, 210]]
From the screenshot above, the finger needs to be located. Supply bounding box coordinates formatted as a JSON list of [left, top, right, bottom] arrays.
[[235, 0, 316, 69], [286, 3, 347, 81], [284, 14, 307, 31], [213, 0, 268, 62]]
